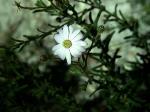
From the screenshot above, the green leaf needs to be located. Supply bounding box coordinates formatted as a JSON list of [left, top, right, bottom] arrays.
[[102, 31, 115, 53], [110, 48, 121, 66], [92, 64, 103, 72], [94, 10, 103, 26], [119, 10, 127, 22], [35, 0, 46, 7], [89, 11, 93, 24], [114, 4, 118, 16]]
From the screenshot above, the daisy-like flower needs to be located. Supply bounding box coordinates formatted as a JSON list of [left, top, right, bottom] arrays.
[[52, 25, 87, 65]]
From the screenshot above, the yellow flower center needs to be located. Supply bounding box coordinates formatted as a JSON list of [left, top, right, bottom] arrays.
[[63, 39, 72, 48]]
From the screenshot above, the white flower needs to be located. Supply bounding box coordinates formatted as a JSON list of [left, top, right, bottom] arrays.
[[52, 25, 87, 65]]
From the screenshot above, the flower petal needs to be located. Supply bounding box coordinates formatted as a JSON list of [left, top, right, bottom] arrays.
[[72, 33, 83, 42], [70, 30, 80, 40], [70, 46, 81, 57], [73, 40, 87, 47], [70, 43, 86, 57], [54, 34, 64, 43], [69, 25, 73, 32], [65, 49, 71, 64], [63, 25, 69, 39], [58, 28, 63, 34], [54, 47, 65, 60], [72, 42, 86, 52], [52, 44, 62, 52], [69, 25, 73, 39], [76, 46, 86, 52]]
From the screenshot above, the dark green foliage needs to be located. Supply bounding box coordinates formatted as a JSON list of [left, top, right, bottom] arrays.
[[0, 0, 150, 112], [0, 48, 83, 112]]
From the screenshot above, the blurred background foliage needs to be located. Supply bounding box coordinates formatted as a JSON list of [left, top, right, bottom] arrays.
[[0, 0, 150, 112]]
